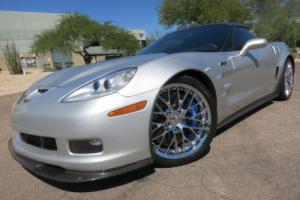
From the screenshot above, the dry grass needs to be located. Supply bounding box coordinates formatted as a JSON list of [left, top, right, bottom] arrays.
[[0, 70, 51, 96]]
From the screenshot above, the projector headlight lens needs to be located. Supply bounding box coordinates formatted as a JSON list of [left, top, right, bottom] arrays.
[[62, 68, 137, 102]]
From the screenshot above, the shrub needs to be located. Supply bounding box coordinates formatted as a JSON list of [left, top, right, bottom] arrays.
[[43, 66, 57, 72], [2, 41, 22, 74]]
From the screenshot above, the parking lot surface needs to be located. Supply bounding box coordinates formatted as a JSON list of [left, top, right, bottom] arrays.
[[0, 63, 299, 200]]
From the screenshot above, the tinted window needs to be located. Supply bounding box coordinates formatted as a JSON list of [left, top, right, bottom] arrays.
[[138, 25, 230, 55], [230, 27, 256, 51]]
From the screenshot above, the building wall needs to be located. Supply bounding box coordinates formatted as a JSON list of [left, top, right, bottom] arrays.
[[72, 53, 106, 67], [0, 11, 64, 71], [72, 53, 85, 67], [0, 11, 63, 52]]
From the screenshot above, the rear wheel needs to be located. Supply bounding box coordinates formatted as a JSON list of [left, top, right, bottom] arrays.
[[277, 60, 294, 100], [149, 76, 216, 166]]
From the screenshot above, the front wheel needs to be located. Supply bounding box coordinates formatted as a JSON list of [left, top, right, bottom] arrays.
[[149, 76, 217, 166]]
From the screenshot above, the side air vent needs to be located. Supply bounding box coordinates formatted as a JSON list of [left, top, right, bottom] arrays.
[[275, 66, 279, 78]]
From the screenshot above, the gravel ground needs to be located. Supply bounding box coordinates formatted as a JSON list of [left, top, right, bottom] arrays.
[[0, 71, 50, 96], [0, 63, 299, 200]]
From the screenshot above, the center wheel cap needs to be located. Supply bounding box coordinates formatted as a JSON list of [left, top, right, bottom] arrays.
[[168, 117, 181, 125]]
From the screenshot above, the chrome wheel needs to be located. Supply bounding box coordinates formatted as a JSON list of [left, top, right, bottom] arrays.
[[284, 62, 294, 96], [151, 84, 211, 159]]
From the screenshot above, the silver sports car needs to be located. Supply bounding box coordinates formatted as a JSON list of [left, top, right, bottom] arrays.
[[9, 23, 295, 183]]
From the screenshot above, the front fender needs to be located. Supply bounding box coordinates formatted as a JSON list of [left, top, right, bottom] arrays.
[[118, 52, 223, 97]]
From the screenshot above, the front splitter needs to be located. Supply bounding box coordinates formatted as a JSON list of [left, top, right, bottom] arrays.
[[8, 139, 153, 183]]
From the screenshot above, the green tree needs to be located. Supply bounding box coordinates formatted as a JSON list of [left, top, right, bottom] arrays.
[[32, 13, 140, 64], [32, 13, 102, 64], [246, 0, 300, 47], [159, 0, 252, 29], [101, 23, 140, 56], [1, 41, 22, 74]]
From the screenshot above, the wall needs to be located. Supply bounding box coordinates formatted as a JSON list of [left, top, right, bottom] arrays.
[[72, 53, 106, 67], [0, 11, 63, 52], [71, 53, 85, 67]]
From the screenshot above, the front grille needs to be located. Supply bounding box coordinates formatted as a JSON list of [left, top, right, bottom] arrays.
[[20, 133, 57, 151]]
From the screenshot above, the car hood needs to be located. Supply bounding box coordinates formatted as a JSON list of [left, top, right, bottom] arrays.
[[32, 53, 166, 89]]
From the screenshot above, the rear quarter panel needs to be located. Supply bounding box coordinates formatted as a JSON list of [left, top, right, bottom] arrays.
[[270, 42, 293, 75]]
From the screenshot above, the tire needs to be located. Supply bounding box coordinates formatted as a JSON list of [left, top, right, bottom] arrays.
[[149, 76, 217, 167], [277, 59, 295, 100]]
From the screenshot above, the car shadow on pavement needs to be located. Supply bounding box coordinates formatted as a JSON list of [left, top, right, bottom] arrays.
[[29, 165, 156, 192], [30, 101, 273, 192]]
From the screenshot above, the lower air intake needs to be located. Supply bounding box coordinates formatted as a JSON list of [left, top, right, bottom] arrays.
[[20, 133, 57, 151]]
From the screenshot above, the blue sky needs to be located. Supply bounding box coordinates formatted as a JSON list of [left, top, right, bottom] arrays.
[[0, 0, 165, 36]]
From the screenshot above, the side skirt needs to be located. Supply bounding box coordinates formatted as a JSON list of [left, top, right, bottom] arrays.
[[217, 92, 278, 130]]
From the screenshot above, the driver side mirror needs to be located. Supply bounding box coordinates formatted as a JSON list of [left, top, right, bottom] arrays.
[[239, 38, 268, 56]]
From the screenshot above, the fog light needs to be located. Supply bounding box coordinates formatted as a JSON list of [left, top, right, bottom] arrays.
[[89, 138, 102, 146], [69, 139, 103, 154]]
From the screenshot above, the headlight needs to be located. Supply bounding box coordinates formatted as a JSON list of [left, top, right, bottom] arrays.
[[16, 90, 28, 104], [62, 68, 137, 102], [16, 89, 37, 105]]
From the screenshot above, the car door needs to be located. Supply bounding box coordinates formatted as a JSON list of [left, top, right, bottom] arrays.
[[221, 26, 271, 115], [247, 44, 278, 93]]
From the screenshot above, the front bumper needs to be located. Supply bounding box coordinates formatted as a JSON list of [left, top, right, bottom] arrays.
[[9, 139, 153, 183], [10, 87, 159, 181]]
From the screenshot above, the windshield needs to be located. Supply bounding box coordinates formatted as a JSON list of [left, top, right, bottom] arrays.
[[138, 24, 230, 55]]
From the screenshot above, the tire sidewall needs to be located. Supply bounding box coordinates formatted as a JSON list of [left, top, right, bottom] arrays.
[[278, 59, 294, 100]]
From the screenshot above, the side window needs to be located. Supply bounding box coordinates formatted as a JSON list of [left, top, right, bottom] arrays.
[[232, 27, 256, 51]]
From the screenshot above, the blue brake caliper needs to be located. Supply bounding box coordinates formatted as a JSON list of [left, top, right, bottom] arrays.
[[186, 101, 199, 140]]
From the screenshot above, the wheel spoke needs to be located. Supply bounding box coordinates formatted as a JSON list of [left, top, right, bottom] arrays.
[[152, 123, 165, 133], [156, 130, 170, 148], [167, 88, 171, 103], [186, 127, 200, 138], [180, 129, 192, 146], [152, 122, 163, 126], [166, 136, 175, 153], [152, 130, 169, 141], [190, 103, 200, 109], [184, 124, 210, 132], [155, 102, 164, 112], [174, 134, 179, 152], [187, 94, 195, 108], [185, 117, 209, 124], [177, 88, 189, 110], [177, 87, 181, 105], [158, 95, 172, 110]]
